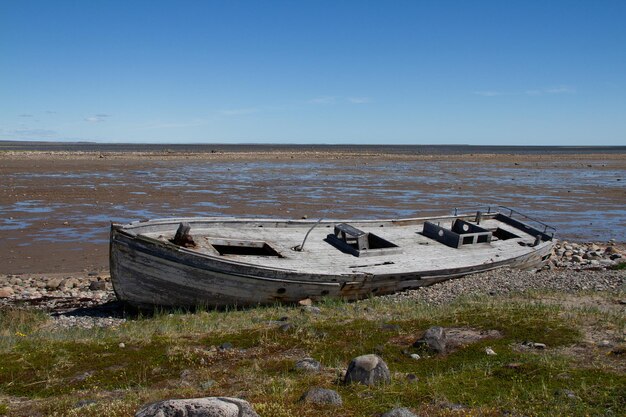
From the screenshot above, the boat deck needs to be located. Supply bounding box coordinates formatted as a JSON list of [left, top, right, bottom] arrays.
[[133, 216, 540, 276]]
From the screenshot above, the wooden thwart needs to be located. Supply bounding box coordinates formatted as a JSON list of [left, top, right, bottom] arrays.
[[327, 223, 401, 257], [422, 219, 492, 249]]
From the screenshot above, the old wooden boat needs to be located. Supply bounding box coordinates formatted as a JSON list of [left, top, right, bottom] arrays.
[[110, 207, 555, 308]]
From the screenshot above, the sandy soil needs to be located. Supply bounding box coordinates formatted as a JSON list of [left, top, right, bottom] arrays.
[[1, 151, 625, 274]]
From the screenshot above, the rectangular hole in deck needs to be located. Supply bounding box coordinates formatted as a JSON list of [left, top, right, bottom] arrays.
[[493, 228, 519, 240], [462, 236, 474, 245], [477, 235, 489, 243], [211, 242, 281, 257]]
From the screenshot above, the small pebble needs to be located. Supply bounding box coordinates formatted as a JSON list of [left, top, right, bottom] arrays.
[[406, 373, 418, 382]]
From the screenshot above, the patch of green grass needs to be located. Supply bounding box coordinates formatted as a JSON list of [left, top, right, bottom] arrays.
[[0, 334, 201, 397], [1, 293, 624, 416], [0, 308, 48, 350], [444, 301, 580, 345]]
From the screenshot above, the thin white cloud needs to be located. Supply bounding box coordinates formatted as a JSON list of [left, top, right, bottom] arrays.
[[219, 108, 259, 116], [526, 86, 576, 96], [545, 86, 576, 94], [308, 96, 336, 104], [0, 128, 57, 138], [474, 86, 576, 97], [84, 114, 111, 123], [347, 97, 372, 104], [473, 91, 503, 97]]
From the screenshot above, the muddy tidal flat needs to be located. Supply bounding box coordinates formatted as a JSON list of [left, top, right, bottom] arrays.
[[1, 147, 625, 274]]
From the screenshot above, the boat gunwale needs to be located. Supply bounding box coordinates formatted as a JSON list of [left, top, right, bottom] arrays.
[[111, 212, 505, 274], [113, 211, 503, 233], [110, 211, 554, 275]]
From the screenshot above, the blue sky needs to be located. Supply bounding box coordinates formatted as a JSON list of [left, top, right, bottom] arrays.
[[1, 1, 625, 145]]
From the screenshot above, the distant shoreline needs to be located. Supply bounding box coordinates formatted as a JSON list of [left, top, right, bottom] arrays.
[[1, 140, 626, 155], [2, 150, 626, 164]]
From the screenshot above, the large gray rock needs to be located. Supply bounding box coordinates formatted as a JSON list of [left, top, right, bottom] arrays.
[[413, 326, 447, 354], [381, 407, 419, 417], [295, 357, 322, 373], [343, 354, 391, 386], [299, 387, 342, 406], [135, 397, 259, 417]]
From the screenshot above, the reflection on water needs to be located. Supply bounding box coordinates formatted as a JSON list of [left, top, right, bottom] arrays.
[[1, 159, 624, 244], [12, 200, 57, 213], [0, 218, 32, 231]]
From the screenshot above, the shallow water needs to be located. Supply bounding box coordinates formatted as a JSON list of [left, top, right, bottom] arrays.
[[1, 159, 624, 245]]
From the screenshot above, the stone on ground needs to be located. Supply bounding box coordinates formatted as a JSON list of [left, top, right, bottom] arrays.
[[413, 326, 447, 354], [300, 305, 321, 314], [0, 287, 14, 298], [381, 407, 419, 417], [298, 298, 313, 306], [299, 387, 342, 406], [135, 397, 259, 417], [344, 354, 391, 386], [89, 281, 106, 291], [295, 357, 322, 373]]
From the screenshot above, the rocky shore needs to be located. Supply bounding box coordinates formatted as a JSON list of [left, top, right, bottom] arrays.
[[549, 240, 623, 268], [0, 271, 122, 329], [0, 242, 624, 330]]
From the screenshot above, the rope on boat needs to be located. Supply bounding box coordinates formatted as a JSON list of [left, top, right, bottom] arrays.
[[294, 218, 324, 251]]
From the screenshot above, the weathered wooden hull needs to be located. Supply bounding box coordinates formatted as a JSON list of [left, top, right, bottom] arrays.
[[110, 212, 555, 309]]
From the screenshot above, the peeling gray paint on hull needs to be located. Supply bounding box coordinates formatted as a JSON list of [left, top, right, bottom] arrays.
[[109, 213, 554, 309]]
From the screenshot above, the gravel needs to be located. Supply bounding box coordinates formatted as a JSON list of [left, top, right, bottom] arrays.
[[384, 268, 624, 305]]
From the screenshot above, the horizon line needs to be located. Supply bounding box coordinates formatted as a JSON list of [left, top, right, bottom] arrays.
[[2, 139, 626, 149]]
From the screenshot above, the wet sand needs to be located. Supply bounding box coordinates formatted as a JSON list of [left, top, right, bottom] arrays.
[[1, 150, 625, 274]]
